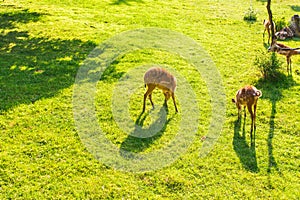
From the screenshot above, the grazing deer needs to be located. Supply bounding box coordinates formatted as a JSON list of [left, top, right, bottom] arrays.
[[232, 85, 262, 138], [263, 19, 276, 44], [275, 14, 300, 40], [143, 67, 178, 113], [268, 41, 300, 73], [275, 26, 294, 40]]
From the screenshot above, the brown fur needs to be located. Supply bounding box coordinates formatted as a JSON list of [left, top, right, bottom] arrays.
[[268, 41, 300, 73], [143, 67, 178, 113], [232, 85, 262, 137], [263, 19, 276, 44]]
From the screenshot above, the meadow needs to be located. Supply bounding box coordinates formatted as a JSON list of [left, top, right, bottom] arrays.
[[0, 0, 299, 199]]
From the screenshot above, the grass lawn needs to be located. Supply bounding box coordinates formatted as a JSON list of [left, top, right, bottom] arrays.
[[1, 0, 300, 199]]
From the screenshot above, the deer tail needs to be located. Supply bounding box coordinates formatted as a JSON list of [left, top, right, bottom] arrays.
[[255, 90, 262, 97]]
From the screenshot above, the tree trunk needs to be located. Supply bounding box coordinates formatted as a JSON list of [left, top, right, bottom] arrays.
[[266, 0, 276, 44]]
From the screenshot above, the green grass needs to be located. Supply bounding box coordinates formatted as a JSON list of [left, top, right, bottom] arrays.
[[1, 0, 300, 199]]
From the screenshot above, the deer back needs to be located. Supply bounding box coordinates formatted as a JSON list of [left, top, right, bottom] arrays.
[[144, 67, 177, 92], [235, 86, 262, 106]]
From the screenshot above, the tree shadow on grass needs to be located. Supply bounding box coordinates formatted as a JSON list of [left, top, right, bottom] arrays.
[[290, 5, 300, 12], [0, 9, 45, 29], [254, 73, 298, 183], [100, 60, 125, 83], [120, 106, 173, 155], [233, 117, 259, 173], [0, 10, 96, 112]]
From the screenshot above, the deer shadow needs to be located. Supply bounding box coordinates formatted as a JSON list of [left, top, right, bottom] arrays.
[[233, 117, 259, 173], [256, 0, 268, 4], [110, 0, 144, 6], [263, 42, 271, 49], [0, 10, 96, 112], [255, 73, 297, 174], [120, 106, 173, 156]]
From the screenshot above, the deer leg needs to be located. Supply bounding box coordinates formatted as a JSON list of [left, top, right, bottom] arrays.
[[161, 95, 169, 113], [143, 93, 148, 113], [143, 84, 155, 113], [247, 104, 254, 139], [162, 93, 168, 108], [289, 57, 292, 74], [236, 104, 241, 120], [171, 93, 178, 113], [253, 103, 257, 131], [163, 100, 169, 113], [149, 93, 154, 109], [252, 103, 258, 145], [286, 56, 290, 73], [267, 29, 270, 44], [287, 57, 289, 73]]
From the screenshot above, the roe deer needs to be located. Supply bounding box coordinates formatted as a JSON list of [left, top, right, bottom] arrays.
[[142, 67, 178, 113], [268, 41, 300, 73], [232, 85, 262, 138], [263, 19, 276, 44]]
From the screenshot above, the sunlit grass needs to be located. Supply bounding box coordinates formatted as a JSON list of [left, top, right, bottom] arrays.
[[0, 0, 299, 199]]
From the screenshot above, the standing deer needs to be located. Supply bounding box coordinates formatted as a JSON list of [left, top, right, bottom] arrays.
[[142, 67, 178, 113], [268, 41, 300, 73], [232, 85, 262, 138], [263, 19, 276, 44]]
